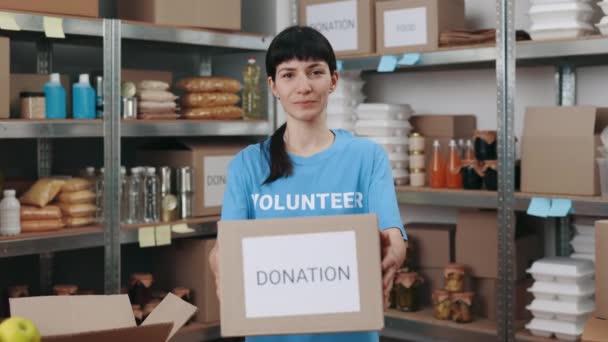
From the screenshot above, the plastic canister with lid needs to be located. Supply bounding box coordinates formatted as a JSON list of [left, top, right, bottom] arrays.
[[410, 169, 426, 187], [0, 189, 21, 236], [44, 73, 67, 119], [409, 132, 425, 152], [409, 150, 425, 170]]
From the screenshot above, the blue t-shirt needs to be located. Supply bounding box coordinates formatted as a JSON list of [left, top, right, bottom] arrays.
[[221, 129, 406, 342]]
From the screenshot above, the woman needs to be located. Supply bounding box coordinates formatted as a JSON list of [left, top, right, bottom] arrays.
[[210, 25, 407, 342]]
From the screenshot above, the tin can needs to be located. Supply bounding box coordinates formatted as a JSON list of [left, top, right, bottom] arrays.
[[122, 97, 137, 120]]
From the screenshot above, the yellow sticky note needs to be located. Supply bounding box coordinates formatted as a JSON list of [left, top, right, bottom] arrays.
[[0, 12, 20, 31], [138, 227, 156, 248], [43, 17, 65, 38], [171, 223, 195, 234], [155, 225, 172, 246]]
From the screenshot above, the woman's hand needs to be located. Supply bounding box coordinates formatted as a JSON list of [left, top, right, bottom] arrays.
[[380, 228, 407, 309], [209, 242, 220, 300]]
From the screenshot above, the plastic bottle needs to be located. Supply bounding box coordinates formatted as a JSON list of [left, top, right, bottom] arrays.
[[429, 140, 446, 188], [95, 76, 104, 118], [242, 57, 262, 119], [127, 167, 143, 224], [464, 139, 475, 160], [120, 167, 129, 224], [458, 139, 465, 159], [44, 73, 67, 119], [143, 167, 160, 223], [0, 190, 21, 236], [446, 139, 463, 189], [73, 74, 96, 119]]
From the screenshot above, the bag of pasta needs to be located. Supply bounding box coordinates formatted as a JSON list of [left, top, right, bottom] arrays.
[[20, 178, 66, 207]]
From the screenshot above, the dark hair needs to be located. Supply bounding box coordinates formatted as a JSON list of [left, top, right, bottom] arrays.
[[263, 26, 337, 184]]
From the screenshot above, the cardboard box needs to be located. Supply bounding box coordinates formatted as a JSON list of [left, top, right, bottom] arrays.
[[0, 38, 7, 119], [10, 73, 71, 119], [9, 293, 196, 342], [455, 210, 544, 280], [118, 0, 241, 31], [376, 0, 465, 54], [583, 316, 608, 342], [122, 69, 173, 86], [300, 0, 377, 57], [0, 0, 98, 17], [136, 141, 243, 217], [596, 220, 608, 320], [171, 238, 219, 324], [218, 214, 383, 337], [472, 277, 533, 321], [405, 223, 455, 268], [522, 106, 608, 196]]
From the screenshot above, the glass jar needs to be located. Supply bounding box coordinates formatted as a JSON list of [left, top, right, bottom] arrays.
[[461, 159, 483, 190], [444, 264, 466, 292], [451, 292, 474, 323], [474, 130, 497, 161], [20, 92, 46, 119], [129, 273, 154, 307], [482, 160, 498, 191], [432, 290, 452, 320], [409, 150, 425, 170], [409, 132, 425, 153], [391, 271, 423, 312], [410, 168, 426, 187], [53, 284, 79, 296]]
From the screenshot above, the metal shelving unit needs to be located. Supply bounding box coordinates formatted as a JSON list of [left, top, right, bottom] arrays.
[[121, 119, 272, 137]]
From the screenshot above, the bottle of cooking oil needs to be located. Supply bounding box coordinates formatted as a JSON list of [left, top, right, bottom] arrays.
[[242, 57, 262, 119]]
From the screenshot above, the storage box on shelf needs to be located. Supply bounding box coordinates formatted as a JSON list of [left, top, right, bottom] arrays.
[[0, 0, 99, 17]]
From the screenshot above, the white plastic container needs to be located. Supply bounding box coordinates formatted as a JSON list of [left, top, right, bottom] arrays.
[[333, 79, 365, 97], [527, 257, 595, 284], [392, 169, 409, 186], [354, 120, 412, 137], [570, 234, 595, 254], [599, 2, 608, 16], [355, 103, 413, 120], [388, 152, 409, 169], [528, 280, 595, 302], [571, 253, 595, 262], [327, 115, 355, 131], [529, 3, 595, 25], [367, 136, 409, 153], [527, 298, 595, 322], [529, 21, 595, 40], [574, 224, 595, 236], [530, 0, 591, 5], [526, 318, 584, 341], [0, 189, 21, 236]]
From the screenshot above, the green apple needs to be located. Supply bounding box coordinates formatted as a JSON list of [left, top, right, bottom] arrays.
[[0, 317, 41, 342]]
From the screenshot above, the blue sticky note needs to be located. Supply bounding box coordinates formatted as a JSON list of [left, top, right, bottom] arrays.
[[527, 197, 551, 218], [377, 55, 398, 72], [548, 199, 573, 217], [397, 53, 421, 66], [336, 60, 344, 72]]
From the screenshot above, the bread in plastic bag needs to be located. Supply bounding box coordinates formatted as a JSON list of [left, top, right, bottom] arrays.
[[138, 80, 170, 91], [20, 178, 66, 208], [59, 203, 97, 218], [58, 190, 96, 204], [62, 178, 92, 192], [139, 101, 177, 110], [138, 113, 180, 120], [20, 205, 62, 220], [182, 106, 244, 120], [64, 216, 96, 227], [21, 219, 65, 232], [176, 77, 241, 93], [138, 90, 178, 102], [181, 92, 240, 108]]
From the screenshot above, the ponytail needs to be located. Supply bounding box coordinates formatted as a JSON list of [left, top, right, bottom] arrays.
[[263, 123, 292, 184]]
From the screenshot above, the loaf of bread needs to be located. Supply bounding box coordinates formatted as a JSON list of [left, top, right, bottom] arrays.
[[180, 92, 240, 108], [176, 77, 241, 93], [182, 106, 244, 120]]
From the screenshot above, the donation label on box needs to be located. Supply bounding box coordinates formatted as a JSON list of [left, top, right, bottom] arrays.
[[306, 0, 358, 52]]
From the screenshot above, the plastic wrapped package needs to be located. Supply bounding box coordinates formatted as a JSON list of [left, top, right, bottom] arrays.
[[20, 178, 66, 207], [181, 92, 240, 107], [21, 219, 65, 232], [138, 90, 177, 102], [176, 77, 241, 93], [20, 205, 62, 220], [64, 216, 96, 227], [138, 101, 177, 110], [138, 80, 170, 91], [62, 178, 92, 192], [58, 190, 96, 205], [59, 203, 97, 218], [182, 106, 244, 120]]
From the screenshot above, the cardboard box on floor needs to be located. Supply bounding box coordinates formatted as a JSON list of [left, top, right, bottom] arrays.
[[118, 0, 241, 31], [0, 0, 98, 17], [9, 293, 196, 342], [455, 210, 544, 280], [10, 73, 71, 119], [522, 106, 608, 196], [299, 0, 378, 57], [406, 223, 455, 268], [0, 38, 7, 119], [136, 141, 243, 217], [472, 277, 533, 321], [583, 316, 608, 342], [595, 220, 608, 319], [218, 214, 384, 337], [122, 69, 173, 87], [376, 0, 465, 54]]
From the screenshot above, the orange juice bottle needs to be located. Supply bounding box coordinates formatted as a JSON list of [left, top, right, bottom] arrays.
[[446, 139, 463, 189], [430, 140, 446, 188]]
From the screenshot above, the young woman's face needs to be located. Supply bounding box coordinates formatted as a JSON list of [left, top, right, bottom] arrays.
[[269, 59, 338, 122]]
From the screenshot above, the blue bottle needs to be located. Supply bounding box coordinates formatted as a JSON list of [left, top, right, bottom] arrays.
[[44, 73, 67, 119], [73, 74, 96, 119]]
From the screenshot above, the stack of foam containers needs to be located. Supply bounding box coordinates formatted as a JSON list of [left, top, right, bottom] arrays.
[[528, 0, 599, 41], [596, 1, 608, 34], [525, 257, 596, 341], [354, 103, 413, 185], [326, 71, 365, 132], [570, 223, 596, 262]]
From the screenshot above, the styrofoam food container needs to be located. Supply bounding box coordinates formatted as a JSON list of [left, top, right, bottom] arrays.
[[529, 3, 595, 24], [596, 16, 608, 35], [392, 168, 409, 186], [599, 1, 608, 15], [526, 318, 584, 341], [356, 111, 411, 121], [530, 21, 595, 40], [355, 103, 413, 119], [528, 280, 595, 302], [574, 224, 595, 236], [333, 80, 366, 97], [530, 0, 591, 5], [355, 120, 412, 137], [327, 116, 355, 131], [570, 234, 595, 254], [389, 152, 409, 169], [527, 298, 594, 323], [368, 136, 409, 154], [527, 257, 594, 284], [571, 253, 595, 262]]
